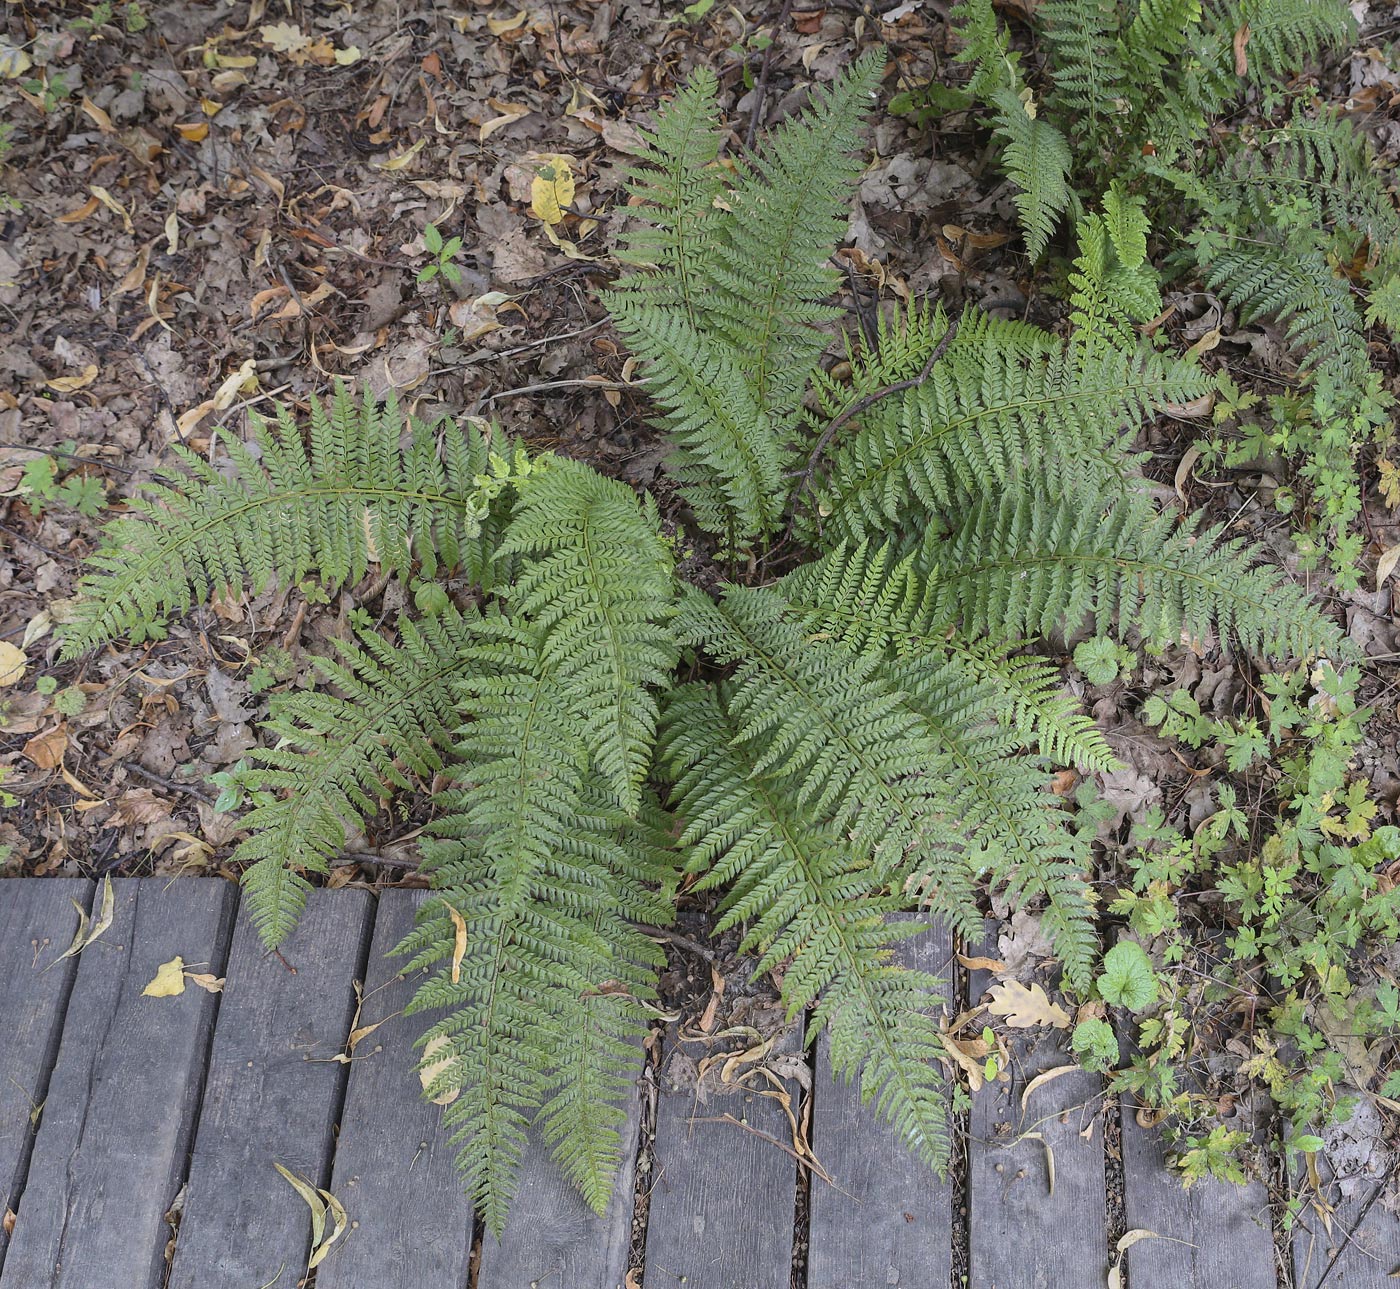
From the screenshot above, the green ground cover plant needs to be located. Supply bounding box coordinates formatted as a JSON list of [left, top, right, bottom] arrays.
[[951, 0, 1400, 587], [60, 48, 1352, 1227]]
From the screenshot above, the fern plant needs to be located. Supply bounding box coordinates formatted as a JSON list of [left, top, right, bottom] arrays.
[[62, 51, 1341, 1230], [949, 0, 1397, 586]]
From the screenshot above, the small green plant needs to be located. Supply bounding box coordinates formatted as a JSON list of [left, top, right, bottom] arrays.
[[1073, 636, 1130, 686], [16, 454, 107, 517], [1071, 1016, 1119, 1072], [1110, 663, 1400, 1183], [417, 222, 463, 286]]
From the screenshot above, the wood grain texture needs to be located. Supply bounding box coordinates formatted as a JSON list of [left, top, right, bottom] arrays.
[[968, 924, 1108, 1289], [0, 879, 90, 1270], [643, 1018, 805, 1289], [316, 890, 475, 1289], [0, 878, 235, 1289], [166, 888, 372, 1289], [1292, 1156, 1400, 1287], [1118, 1098, 1275, 1289], [807, 916, 955, 1289], [477, 1060, 646, 1289]]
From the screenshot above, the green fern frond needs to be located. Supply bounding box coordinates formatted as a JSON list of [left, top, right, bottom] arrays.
[[1208, 241, 1367, 382], [675, 584, 961, 878], [926, 475, 1342, 660], [498, 459, 678, 812], [1069, 190, 1164, 348], [613, 66, 725, 319], [1226, 0, 1351, 82], [659, 681, 953, 1170], [397, 619, 675, 1233], [778, 539, 1117, 771], [236, 605, 478, 948], [703, 50, 884, 420], [606, 298, 789, 542], [1040, 0, 1128, 144], [884, 653, 1098, 988], [988, 86, 1074, 259], [808, 312, 1205, 543], [61, 386, 503, 657]]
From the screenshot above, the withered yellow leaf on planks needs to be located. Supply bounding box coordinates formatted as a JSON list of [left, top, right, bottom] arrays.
[[419, 1034, 461, 1106], [985, 978, 1072, 1029], [56, 875, 114, 963], [142, 956, 187, 997]]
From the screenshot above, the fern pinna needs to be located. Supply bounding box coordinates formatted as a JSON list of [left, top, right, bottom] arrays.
[[63, 50, 1340, 1231]]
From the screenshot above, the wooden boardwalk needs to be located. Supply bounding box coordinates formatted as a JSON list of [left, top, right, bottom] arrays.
[[0, 879, 1393, 1288]]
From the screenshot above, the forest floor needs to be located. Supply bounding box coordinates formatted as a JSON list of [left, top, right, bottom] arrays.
[[4, 0, 1400, 1228]]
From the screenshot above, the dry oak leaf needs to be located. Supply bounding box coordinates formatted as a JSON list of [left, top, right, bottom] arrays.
[[986, 979, 1071, 1029]]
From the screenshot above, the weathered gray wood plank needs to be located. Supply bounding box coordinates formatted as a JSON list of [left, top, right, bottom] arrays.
[[478, 1059, 646, 1289], [0, 877, 235, 1289], [969, 924, 1108, 1289], [166, 887, 372, 1289], [0, 879, 91, 1270], [1118, 1098, 1275, 1288], [643, 1018, 805, 1289], [1292, 1155, 1400, 1287], [807, 916, 955, 1289], [315, 890, 474, 1289]]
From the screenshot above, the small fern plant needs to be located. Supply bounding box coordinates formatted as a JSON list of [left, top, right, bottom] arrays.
[[949, 0, 1398, 587], [61, 50, 1341, 1231]]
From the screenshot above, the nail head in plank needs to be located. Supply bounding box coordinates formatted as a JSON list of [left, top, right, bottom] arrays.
[[0, 879, 91, 1268], [1118, 1096, 1274, 1289], [478, 1064, 646, 1289], [316, 890, 474, 1289], [807, 916, 955, 1289], [166, 887, 372, 1289], [0, 877, 236, 1289], [643, 1017, 805, 1289], [968, 922, 1108, 1289], [1292, 1150, 1400, 1287]]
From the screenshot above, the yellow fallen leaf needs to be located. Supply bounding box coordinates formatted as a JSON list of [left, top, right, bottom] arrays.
[[985, 979, 1071, 1029], [275, 1163, 326, 1249], [488, 9, 529, 34], [46, 365, 98, 393], [143, 956, 187, 997], [175, 120, 209, 142], [0, 642, 25, 687], [260, 21, 310, 52], [419, 1034, 460, 1106], [0, 42, 32, 79], [376, 138, 426, 171], [334, 45, 361, 65], [89, 185, 134, 233], [530, 154, 575, 226], [479, 102, 531, 141]]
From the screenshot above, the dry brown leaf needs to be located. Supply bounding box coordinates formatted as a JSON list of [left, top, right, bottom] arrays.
[[985, 979, 1071, 1029], [23, 723, 68, 770], [1377, 543, 1400, 591], [1020, 1063, 1077, 1114], [185, 972, 224, 993], [937, 1030, 994, 1092], [57, 195, 101, 224], [56, 876, 115, 962], [1174, 445, 1201, 503]]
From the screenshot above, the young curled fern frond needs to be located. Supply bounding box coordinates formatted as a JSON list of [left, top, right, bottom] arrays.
[[60, 386, 505, 658], [236, 604, 478, 949]]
